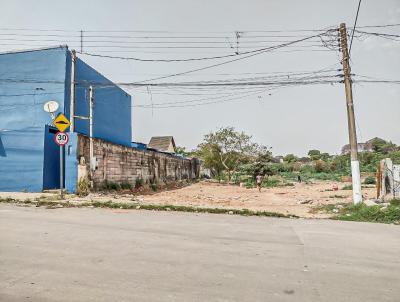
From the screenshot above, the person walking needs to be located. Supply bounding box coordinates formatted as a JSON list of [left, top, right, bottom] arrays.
[[256, 174, 263, 192]]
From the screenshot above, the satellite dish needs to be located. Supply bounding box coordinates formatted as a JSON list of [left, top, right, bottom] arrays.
[[43, 101, 59, 113]]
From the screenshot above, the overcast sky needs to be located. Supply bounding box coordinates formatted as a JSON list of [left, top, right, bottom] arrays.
[[1, 0, 399, 156]]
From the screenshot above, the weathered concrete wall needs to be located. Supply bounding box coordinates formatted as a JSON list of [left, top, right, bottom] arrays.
[[77, 135, 199, 188]]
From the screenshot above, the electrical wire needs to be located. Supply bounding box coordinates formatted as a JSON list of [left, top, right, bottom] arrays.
[[349, 0, 362, 55]]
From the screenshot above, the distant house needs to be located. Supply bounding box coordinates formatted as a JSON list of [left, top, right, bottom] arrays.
[[298, 157, 312, 163], [273, 156, 284, 163], [341, 137, 380, 155], [148, 136, 176, 153]]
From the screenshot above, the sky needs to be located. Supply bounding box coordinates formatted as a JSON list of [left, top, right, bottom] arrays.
[[0, 0, 399, 156]]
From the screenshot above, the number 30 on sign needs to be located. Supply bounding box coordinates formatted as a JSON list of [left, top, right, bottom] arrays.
[[54, 132, 69, 146]]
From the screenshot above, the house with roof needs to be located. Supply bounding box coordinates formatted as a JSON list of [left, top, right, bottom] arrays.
[[148, 136, 176, 153], [341, 137, 384, 155]]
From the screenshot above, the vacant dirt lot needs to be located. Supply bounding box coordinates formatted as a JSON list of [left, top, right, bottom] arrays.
[[0, 180, 376, 218], [135, 180, 376, 217]]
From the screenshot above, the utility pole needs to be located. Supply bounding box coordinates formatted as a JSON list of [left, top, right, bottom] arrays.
[[80, 30, 83, 52], [339, 23, 362, 204], [69, 50, 76, 132], [60, 143, 64, 199], [89, 85, 94, 182], [73, 85, 94, 187]]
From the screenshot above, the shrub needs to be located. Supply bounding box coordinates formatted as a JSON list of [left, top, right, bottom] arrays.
[[280, 182, 294, 187], [363, 176, 376, 185], [337, 203, 400, 224], [314, 160, 330, 173], [262, 177, 280, 188], [135, 177, 144, 189], [390, 199, 400, 206], [279, 171, 296, 180], [245, 180, 254, 189], [150, 179, 158, 191], [102, 181, 120, 191], [342, 184, 352, 190], [77, 177, 90, 197], [120, 182, 132, 190]]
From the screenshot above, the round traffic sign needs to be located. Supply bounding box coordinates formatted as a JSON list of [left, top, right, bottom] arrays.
[[54, 132, 69, 146]]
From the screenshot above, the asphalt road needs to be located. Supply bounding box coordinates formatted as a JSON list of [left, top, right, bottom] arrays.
[[0, 204, 399, 302]]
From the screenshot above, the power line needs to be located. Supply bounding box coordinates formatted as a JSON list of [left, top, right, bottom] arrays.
[[357, 23, 400, 28], [0, 91, 63, 97], [349, 0, 362, 55], [0, 27, 334, 34], [354, 30, 400, 39], [129, 30, 336, 83], [76, 42, 329, 62]]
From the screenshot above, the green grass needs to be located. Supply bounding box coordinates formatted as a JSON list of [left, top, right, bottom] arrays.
[[313, 199, 400, 224], [120, 182, 132, 190], [363, 176, 376, 185], [342, 184, 352, 190], [0, 197, 297, 219], [280, 171, 343, 182]]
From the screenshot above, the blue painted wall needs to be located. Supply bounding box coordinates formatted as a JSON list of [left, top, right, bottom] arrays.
[[65, 55, 132, 147], [43, 125, 63, 190], [0, 47, 132, 192], [65, 132, 78, 193], [0, 47, 68, 192]]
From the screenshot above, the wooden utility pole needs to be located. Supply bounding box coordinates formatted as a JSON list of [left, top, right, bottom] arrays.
[[339, 23, 362, 204]]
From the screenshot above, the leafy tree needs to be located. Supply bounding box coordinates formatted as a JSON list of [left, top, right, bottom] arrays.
[[369, 138, 398, 154], [195, 127, 268, 180], [175, 146, 189, 157], [369, 138, 388, 153], [320, 152, 331, 161], [284, 154, 298, 163], [308, 149, 321, 161], [193, 143, 224, 178]]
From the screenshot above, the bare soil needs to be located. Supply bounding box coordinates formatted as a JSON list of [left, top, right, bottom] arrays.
[[135, 180, 376, 218], [0, 180, 376, 218]]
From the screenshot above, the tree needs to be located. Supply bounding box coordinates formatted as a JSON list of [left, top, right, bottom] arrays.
[[284, 154, 298, 163], [195, 127, 268, 181], [369, 138, 387, 153], [308, 149, 321, 161], [367, 138, 399, 155], [175, 146, 189, 157], [320, 152, 331, 161]]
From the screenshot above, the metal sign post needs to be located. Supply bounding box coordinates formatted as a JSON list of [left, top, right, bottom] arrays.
[[54, 126, 70, 199], [60, 145, 64, 198]]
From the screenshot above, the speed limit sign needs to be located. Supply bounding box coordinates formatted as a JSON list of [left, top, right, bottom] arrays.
[[54, 132, 69, 146]]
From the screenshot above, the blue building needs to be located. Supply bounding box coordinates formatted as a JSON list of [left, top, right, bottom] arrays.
[[0, 46, 132, 192]]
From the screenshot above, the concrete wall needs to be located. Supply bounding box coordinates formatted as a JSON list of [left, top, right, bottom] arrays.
[[77, 135, 199, 188]]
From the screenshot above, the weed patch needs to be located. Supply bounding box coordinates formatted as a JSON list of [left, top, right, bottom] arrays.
[[313, 201, 400, 224], [342, 184, 352, 190], [0, 197, 297, 219]]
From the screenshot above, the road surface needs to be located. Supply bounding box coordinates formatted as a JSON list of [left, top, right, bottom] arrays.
[[0, 204, 399, 302]]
